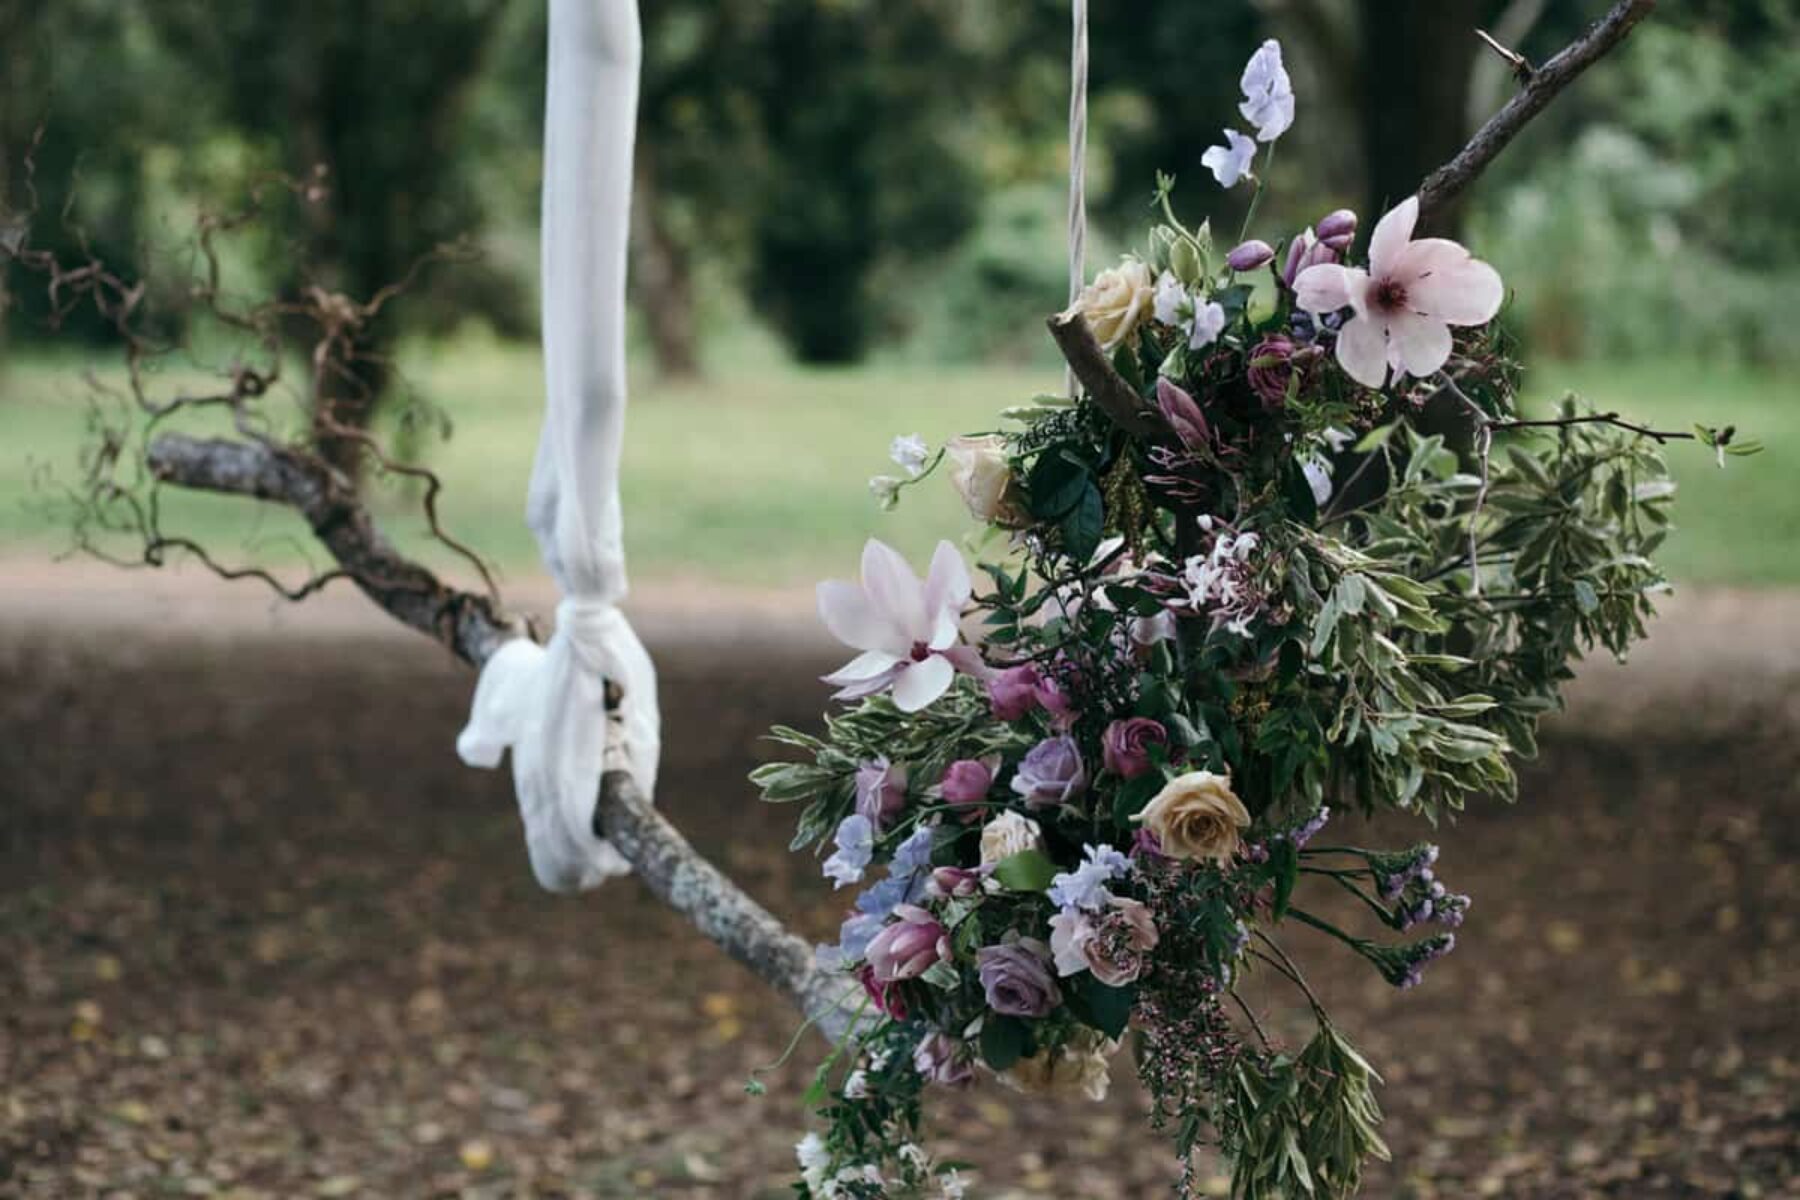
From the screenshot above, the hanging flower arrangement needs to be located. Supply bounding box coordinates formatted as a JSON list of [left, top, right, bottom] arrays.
[[752, 36, 1754, 1200]]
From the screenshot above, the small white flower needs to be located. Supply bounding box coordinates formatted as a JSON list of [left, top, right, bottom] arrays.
[[1189, 300, 1227, 351], [940, 1170, 969, 1199], [1302, 456, 1334, 507], [1202, 129, 1257, 188], [899, 1143, 931, 1172], [868, 475, 902, 511], [1153, 270, 1189, 327], [796, 1133, 831, 1190], [889, 433, 930, 478], [1239, 39, 1295, 142], [1323, 426, 1354, 452], [842, 1069, 869, 1100]]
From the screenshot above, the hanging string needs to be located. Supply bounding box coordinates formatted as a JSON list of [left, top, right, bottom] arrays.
[[1066, 0, 1088, 396]]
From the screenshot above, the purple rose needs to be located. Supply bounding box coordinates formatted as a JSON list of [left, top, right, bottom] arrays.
[[913, 1031, 976, 1087], [1010, 735, 1087, 809], [1226, 238, 1275, 273], [977, 939, 1061, 1017], [1102, 717, 1168, 780], [855, 756, 908, 830], [865, 904, 947, 983], [988, 665, 1044, 721], [938, 757, 995, 807]]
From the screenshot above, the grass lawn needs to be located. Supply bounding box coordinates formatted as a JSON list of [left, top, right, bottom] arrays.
[[0, 342, 1792, 589]]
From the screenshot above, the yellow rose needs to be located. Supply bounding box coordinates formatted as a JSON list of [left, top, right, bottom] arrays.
[[995, 1029, 1118, 1102], [1066, 259, 1155, 351], [1131, 770, 1250, 865], [945, 435, 1027, 527], [978, 811, 1043, 865]]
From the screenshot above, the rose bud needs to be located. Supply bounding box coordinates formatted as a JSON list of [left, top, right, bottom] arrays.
[[1226, 238, 1275, 273]]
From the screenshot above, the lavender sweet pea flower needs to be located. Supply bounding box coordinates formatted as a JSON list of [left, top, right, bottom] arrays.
[[1189, 299, 1228, 351], [1102, 717, 1168, 780], [937, 757, 996, 808], [977, 939, 1061, 1017], [1202, 128, 1257, 188], [1239, 40, 1295, 142], [822, 814, 876, 888], [866, 904, 948, 982], [988, 664, 1044, 721], [855, 756, 908, 830], [1010, 735, 1088, 809], [817, 538, 986, 712]]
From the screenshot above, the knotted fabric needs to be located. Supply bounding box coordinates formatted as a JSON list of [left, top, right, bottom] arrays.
[[457, 0, 660, 893]]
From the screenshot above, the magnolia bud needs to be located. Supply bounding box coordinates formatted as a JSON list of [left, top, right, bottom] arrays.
[[1281, 229, 1315, 288], [1316, 209, 1357, 253], [1226, 239, 1275, 273]]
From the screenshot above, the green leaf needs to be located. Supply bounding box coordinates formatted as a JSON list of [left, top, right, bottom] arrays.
[[1025, 448, 1089, 520], [979, 1015, 1028, 1071], [1060, 482, 1105, 563], [991, 849, 1058, 892], [1270, 839, 1299, 919], [1072, 974, 1136, 1039], [1353, 422, 1398, 453]]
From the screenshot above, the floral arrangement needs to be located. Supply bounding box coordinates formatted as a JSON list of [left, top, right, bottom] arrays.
[[752, 39, 1752, 1200]]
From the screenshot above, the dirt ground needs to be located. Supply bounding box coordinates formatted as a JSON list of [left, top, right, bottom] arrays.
[[2, 567, 1797, 1199]]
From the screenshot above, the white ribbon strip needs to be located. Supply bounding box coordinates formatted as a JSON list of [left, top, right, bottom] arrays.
[[457, 0, 660, 894]]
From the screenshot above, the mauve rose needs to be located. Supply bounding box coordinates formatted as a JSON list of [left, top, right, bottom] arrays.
[[1009, 736, 1088, 809], [938, 757, 995, 806], [977, 939, 1061, 1017], [1248, 335, 1299, 410], [855, 756, 908, 830], [1084, 897, 1160, 986], [857, 963, 908, 1020], [913, 1031, 976, 1087], [988, 665, 1044, 721], [865, 905, 947, 982], [1102, 717, 1168, 780]]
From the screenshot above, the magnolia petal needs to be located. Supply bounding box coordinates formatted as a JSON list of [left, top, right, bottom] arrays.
[[1293, 263, 1359, 314], [1386, 310, 1454, 379], [822, 649, 903, 686], [1367, 195, 1419, 277], [830, 666, 904, 703], [923, 539, 973, 618], [891, 655, 955, 713], [817, 580, 901, 653], [939, 643, 993, 680], [1398, 240, 1504, 325], [859, 538, 929, 643], [1334, 314, 1391, 389]]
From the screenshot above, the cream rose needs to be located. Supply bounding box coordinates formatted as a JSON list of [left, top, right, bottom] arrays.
[[978, 811, 1043, 865], [1067, 259, 1155, 351], [1132, 770, 1250, 865], [995, 1029, 1119, 1102], [945, 435, 1027, 527]]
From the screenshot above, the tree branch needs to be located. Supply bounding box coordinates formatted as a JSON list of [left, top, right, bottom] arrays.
[[144, 428, 860, 1040], [1045, 312, 1161, 436], [1417, 0, 1655, 225]]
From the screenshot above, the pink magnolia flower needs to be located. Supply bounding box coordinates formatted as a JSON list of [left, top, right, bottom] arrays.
[[1294, 195, 1504, 389], [818, 539, 985, 712]]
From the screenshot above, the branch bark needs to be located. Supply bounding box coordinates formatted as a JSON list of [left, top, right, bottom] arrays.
[[1416, 0, 1655, 226], [1045, 312, 1161, 436], [146, 429, 858, 1039]]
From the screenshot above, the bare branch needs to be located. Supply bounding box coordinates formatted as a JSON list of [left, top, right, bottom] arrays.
[[1045, 312, 1162, 436], [1418, 0, 1656, 225], [145, 433, 517, 667]]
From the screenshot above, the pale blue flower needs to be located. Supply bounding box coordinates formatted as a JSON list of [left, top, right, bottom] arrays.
[[1239, 39, 1295, 142], [1047, 843, 1132, 912], [1202, 129, 1257, 188], [822, 814, 875, 888]]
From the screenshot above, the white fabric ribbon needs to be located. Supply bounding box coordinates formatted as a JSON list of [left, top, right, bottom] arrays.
[[457, 0, 659, 893]]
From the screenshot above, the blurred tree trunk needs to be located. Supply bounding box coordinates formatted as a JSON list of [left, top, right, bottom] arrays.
[[631, 150, 701, 379], [1355, 0, 1490, 236]]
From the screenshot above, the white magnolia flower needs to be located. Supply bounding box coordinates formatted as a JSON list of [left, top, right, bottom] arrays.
[[889, 432, 930, 478], [1189, 299, 1227, 351], [1239, 39, 1295, 142], [1295, 195, 1505, 388], [817, 539, 984, 712], [1202, 128, 1257, 188]]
